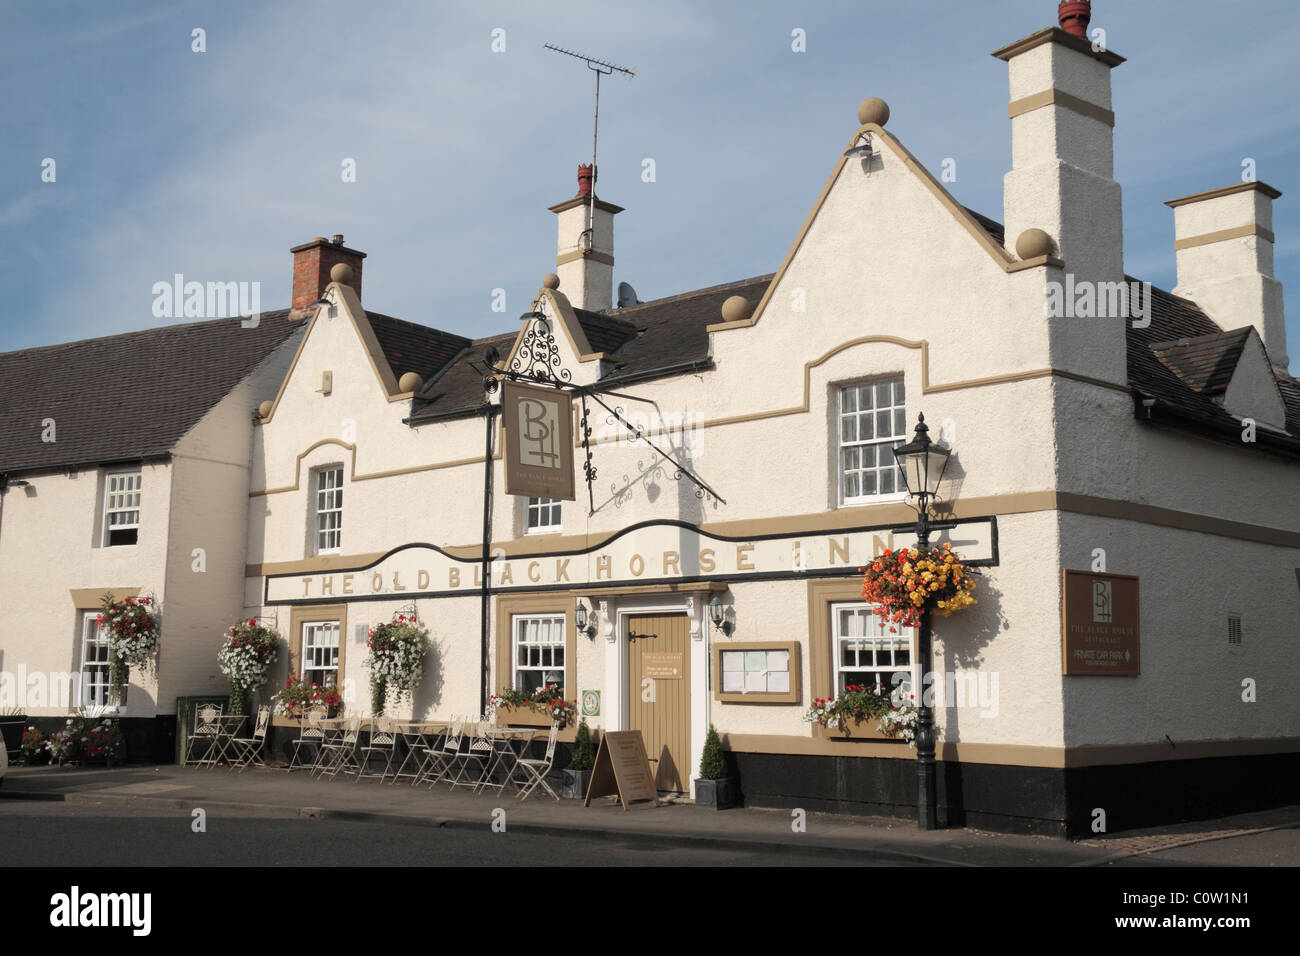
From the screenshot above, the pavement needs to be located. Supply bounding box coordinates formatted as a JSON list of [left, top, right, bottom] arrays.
[[3, 762, 1298, 866]]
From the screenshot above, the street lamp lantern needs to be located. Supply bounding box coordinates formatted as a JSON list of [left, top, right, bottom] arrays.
[[890, 411, 950, 832], [892, 412, 949, 510]]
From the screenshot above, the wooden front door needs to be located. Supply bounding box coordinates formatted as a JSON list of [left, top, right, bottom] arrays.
[[626, 613, 691, 793]]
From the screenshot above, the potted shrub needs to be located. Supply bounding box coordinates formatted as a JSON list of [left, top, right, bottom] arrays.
[[694, 724, 738, 810], [217, 619, 281, 715], [562, 719, 596, 799]]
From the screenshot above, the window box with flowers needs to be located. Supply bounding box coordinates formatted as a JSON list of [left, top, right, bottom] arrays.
[[274, 676, 343, 718], [489, 685, 576, 728], [804, 684, 918, 743]]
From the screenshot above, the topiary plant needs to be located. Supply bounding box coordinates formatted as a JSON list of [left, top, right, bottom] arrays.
[[698, 724, 728, 780], [570, 719, 595, 771]]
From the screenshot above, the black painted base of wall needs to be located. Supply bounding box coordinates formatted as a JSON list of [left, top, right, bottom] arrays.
[[733, 750, 1300, 838], [17, 716, 176, 765]]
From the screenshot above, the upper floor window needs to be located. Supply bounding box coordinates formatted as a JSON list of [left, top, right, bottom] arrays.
[[102, 470, 141, 546], [838, 378, 907, 503], [315, 466, 343, 553], [526, 497, 562, 533]]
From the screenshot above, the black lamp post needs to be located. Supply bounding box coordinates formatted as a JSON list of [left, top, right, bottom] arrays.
[[891, 412, 950, 830]]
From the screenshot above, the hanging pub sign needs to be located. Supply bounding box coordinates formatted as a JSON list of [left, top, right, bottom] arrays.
[[503, 380, 575, 501], [1062, 570, 1140, 676]]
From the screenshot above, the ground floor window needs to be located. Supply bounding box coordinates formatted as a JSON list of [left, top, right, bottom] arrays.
[[302, 621, 340, 688], [831, 602, 916, 701], [513, 614, 565, 693], [79, 612, 112, 707]]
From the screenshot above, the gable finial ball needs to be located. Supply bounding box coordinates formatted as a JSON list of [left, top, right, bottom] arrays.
[[720, 295, 753, 323], [398, 371, 423, 393], [330, 262, 353, 284], [857, 97, 890, 127], [542, 273, 560, 290], [257, 400, 274, 419], [1015, 228, 1053, 260]]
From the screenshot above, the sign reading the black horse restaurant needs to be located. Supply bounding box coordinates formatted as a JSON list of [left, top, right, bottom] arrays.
[[503, 380, 575, 501], [1061, 570, 1141, 676], [266, 517, 998, 604]]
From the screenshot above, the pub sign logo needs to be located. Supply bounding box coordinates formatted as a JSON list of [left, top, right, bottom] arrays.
[[1062, 570, 1140, 676], [503, 380, 575, 501]]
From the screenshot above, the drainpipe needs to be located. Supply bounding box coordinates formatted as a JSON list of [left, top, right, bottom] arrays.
[[479, 400, 496, 716]]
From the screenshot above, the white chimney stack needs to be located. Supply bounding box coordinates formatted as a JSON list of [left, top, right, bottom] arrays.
[[549, 164, 622, 312], [1165, 181, 1289, 373], [994, 6, 1125, 284]]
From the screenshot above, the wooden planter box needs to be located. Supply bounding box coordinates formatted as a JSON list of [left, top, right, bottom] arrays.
[[494, 704, 557, 728], [812, 715, 905, 741]]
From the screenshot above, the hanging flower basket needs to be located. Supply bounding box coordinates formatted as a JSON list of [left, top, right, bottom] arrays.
[[98, 593, 161, 700], [217, 619, 281, 714], [363, 614, 429, 716], [859, 542, 977, 631]]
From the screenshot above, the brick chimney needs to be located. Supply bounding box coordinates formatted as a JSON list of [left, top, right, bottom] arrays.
[[548, 165, 622, 311], [1165, 182, 1289, 372], [291, 234, 365, 312]]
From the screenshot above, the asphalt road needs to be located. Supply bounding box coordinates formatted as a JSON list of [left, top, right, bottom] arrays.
[[0, 801, 903, 867]]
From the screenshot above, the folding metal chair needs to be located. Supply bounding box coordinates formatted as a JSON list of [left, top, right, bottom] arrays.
[[288, 706, 327, 771], [185, 704, 224, 767], [356, 717, 397, 783], [227, 705, 271, 773], [419, 719, 462, 788], [316, 717, 362, 779], [513, 721, 561, 801]]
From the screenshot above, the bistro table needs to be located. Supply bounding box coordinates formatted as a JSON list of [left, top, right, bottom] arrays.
[[203, 714, 248, 769], [391, 722, 448, 785], [478, 727, 537, 794]]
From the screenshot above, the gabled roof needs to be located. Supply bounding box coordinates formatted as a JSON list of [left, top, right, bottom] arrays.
[[407, 274, 773, 422], [1148, 327, 1252, 395], [367, 312, 471, 385], [1125, 280, 1300, 446], [0, 313, 305, 476]]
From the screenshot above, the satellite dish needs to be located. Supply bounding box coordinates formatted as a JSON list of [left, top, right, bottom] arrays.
[[617, 281, 641, 308]]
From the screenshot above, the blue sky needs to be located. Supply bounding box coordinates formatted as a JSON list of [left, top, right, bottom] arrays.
[[3, 0, 1298, 371]]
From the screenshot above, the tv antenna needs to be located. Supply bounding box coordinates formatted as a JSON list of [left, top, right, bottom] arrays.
[[544, 43, 635, 251]]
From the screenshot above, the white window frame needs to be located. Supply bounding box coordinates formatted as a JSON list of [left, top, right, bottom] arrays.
[[830, 602, 917, 704], [525, 497, 562, 534], [836, 377, 909, 505], [511, 614, 566, 694], [314, 466, 344, 554], [101, 469, 142, 547], [79, 612, 113, 708], [301, 621, 340, 689]]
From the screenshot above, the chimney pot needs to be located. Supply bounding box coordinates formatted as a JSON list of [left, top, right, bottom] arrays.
[[577, 164, 595, 198], [332, 234, 343, 245], [1058, 1, 1091, 37]]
